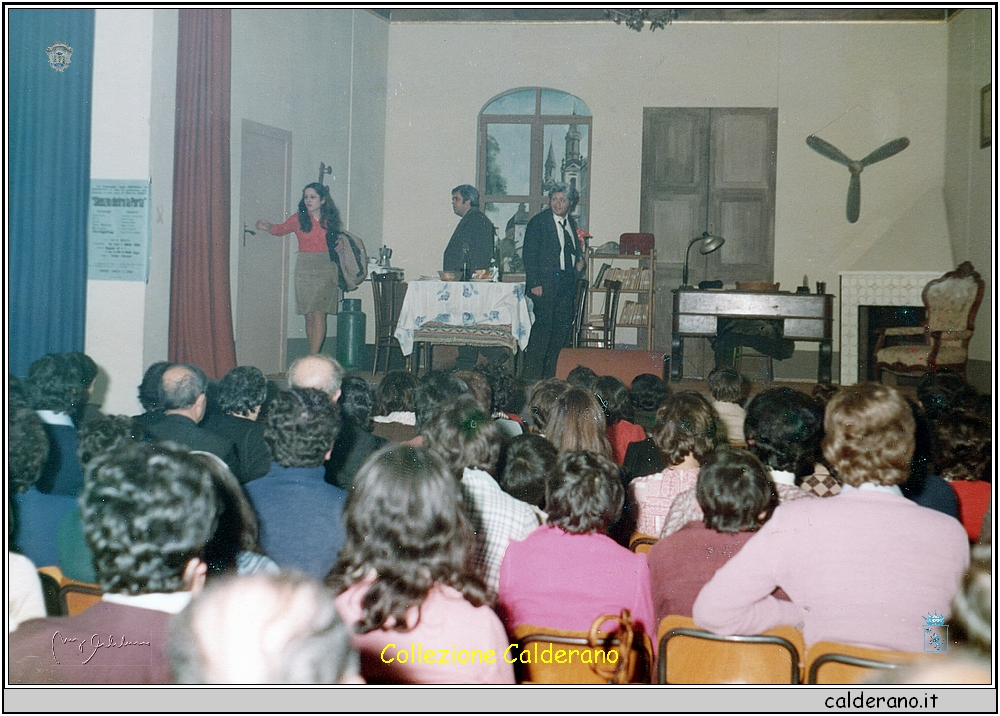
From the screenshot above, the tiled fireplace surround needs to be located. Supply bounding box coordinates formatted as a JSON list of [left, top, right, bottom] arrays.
[[838, 271, 941, 385]]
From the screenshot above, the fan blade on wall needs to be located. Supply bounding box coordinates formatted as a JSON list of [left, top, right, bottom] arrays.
[[806, 134, 910, 223]]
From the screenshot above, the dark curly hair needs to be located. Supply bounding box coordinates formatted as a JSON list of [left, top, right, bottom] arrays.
[[696, 449, 778, 533], [25, 353, 85, 413], [414, 371, 468, 429], [546, 451, 624, 535], [499, 433, 557, 509], [474, 363, 523, 415], [138, 361, 173, 413], [81, 441, 218, 594], [707, 366, 745, 404], [217, 366, 268, 416], [933, 408, 991, 483], [64, 352, 99, 388], [593, 375, 633, 426], [297, 182, 341, 250], [327, 445, 489, 634], [917, 370, 976, 423], [338, 376, 376, 433], [566, 365, 598, 391], [374, 370, 418, 416], [630, 373, 670, 412], [264, 388, 341, 468], [453, 370, 492, 414], [652, 391, 724, 467], [8, 375, 49, 493], [422, 395, 502, 479], [744, 387, 824, 479], [191, 452, 261, 577], [526, 378, 570, 435], [76, 414, 142, 469]]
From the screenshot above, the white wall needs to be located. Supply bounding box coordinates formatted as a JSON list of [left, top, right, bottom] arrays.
[[381, 20, 954, 353]]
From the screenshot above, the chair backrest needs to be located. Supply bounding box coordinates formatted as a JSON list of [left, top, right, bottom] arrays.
[[805, 641, 922, 684], [60, 581, 104, 616], [619, 233, 654, 256], [923, 261, 984, 335], [36, 568, 65, 616], [628, 532, 658, 555], [570, 278, 590, 348], [657, 615, 804, 684], [511, 609, 653, 684], [602, 280, 623, 348], [371, 273, 406, 338]]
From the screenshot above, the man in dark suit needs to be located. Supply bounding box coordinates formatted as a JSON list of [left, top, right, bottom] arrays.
[[521, 183, 585, 380], [9, 441, 217, 684], [144, 364, 240, 478], [201, 365, 271, 484]]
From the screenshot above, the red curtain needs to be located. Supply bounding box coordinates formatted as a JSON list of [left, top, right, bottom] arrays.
[[168, 9, 237, 378]]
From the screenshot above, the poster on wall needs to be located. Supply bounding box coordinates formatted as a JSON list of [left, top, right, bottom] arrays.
[[87, 179, 151, 281]]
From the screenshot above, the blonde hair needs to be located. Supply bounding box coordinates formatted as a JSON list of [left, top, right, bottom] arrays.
[[546, 388, 612, 459], [821, 382, 915, 487]]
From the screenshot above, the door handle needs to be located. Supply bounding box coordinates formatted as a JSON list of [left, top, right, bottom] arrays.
[[243, 224, 256, 246]]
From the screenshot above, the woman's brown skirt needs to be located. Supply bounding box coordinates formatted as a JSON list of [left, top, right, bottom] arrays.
[[294, 251, 341, 315]]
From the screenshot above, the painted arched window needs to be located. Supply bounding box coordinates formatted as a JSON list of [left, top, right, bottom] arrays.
[[478, 88, 592, 273]]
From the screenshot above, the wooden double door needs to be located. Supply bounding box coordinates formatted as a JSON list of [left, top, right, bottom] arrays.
[[641, 107, 777, 376]]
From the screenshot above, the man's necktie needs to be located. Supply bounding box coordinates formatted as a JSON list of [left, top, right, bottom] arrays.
[[561, 221, 574, 271]]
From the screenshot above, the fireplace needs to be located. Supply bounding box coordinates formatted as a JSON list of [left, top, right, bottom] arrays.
[[839, 271, 941, 385], [857, 305, 926, 382]]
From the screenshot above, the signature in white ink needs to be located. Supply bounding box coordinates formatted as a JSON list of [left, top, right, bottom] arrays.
[[51, 631, 151, 665]]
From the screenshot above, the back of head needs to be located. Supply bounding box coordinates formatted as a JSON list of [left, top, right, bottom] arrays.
[[81, 441, 217, 594], [264, 388, 341, 468], [25, 353, 85, 413], [545, 387, 612, 458], [161, 364, 208, 411], [696, 449, 778, 533], [63, 352, 99, 389], [630, 373, 671, 431], [217, 365, 268, 416], [546, 451, 624, 535], [744, 387, 824, 477], [566, 365, 598, 391], [593, 375, 632, 426], [917, 370, 976, 423], [499, 433, 557, 509], [190, 452, 259, 576], [707, 366, 744, 404], [422, 394, 502, 478], [76, 414, 142, 469], [652, 391, 723, 466], [932, 408, 991, 482], [527, 378, 570, 435], [822, 382, 915, 488], [138, 361, 173, 413], [170, 572, 359, 684], [8, 375, 49, 494], [453, 370, 492, 414], [474, 363, 523, 415], [374, 370, 418, 415], [287, 354, 345, 398], [338, 376, 376, 432], [414, 370, 468, 429], [329, 444, 486, 633]]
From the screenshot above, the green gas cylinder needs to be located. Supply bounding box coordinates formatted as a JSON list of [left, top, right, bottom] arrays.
[[336, 298, 366, 370]]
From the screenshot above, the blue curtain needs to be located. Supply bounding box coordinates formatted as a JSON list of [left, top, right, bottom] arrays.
[[8, 9, 94, 377]]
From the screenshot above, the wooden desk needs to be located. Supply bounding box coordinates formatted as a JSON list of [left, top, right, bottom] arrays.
[[671, 289, 834, 384]]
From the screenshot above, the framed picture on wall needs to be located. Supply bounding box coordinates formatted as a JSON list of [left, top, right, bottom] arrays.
[[981, 84, 991, 149]]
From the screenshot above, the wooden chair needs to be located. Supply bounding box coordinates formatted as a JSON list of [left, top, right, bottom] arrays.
[[578, 280, 622, 349], [37, 567, 64, 616], [628, 532, 658, 555], [37, 565, 103, 616], [805, 641, 923, 684], [370, 272, 409, 375], [656, 615, 804, 684], [874, 262, 984, 382], [570, 277, 590, 348], [510, 609, 654, 684]]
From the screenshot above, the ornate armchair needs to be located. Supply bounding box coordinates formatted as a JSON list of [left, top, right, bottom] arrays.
[[874, 262, 984, 382]]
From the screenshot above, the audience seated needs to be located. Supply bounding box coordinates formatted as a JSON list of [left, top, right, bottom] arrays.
[[371, 370, 419, 443], [525, 377, 570, 436], [497, 451, 654, 640], [143, 364, 240, 477], [422, 396, 540, 593], [132, 360, 172, 432], [245, 387, 347, 580], [412, 371, 469, 447], [901, 399, 960, 519], [594, 375, 646, 465], [693, 382, 970, 652], [326, 376, 387, 490], [499, 433, 556, 520], [25, 354, 87, 496], [9, 374, 76, 569], [474, 362, 526, 435], [565, 364, 598, 391], [9, 441, 218, 684], [201, 365, 271, 484], [629, 391, 724, 536], [329, 445, 514, 684], [933, 408, 991, 541], [8, 377, 49, 631], [169, 572, 361, 684], [545, 387, 613, 459], [64, 351, 104, 425], [648, 449, 780, 621], [622, 373, 671, 480], [706, 366, 747, 445], [286, 353, 345, 400]]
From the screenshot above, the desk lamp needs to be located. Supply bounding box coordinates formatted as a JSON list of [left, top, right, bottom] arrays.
[[681, 232, 725, 289]]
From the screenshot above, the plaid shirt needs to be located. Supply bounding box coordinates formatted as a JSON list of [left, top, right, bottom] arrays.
[[460, 468, 542, 594]]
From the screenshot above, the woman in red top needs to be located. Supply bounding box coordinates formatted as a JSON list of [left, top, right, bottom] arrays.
[[933, 408, 991, 541], [594, 375, 647, 465], [257, 183, 343, 354]]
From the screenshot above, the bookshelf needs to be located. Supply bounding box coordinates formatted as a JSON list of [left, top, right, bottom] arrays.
[[586, 248, 656, 350]]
